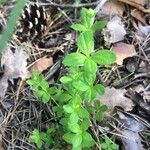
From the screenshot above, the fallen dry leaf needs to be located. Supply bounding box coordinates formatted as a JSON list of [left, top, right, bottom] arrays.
[[118, 0, 150, 13], [131, 9, 147, 25], [19, 57, 53, 92], [97, 0, 125, 17], [28, 57, 53, 73], [0, 46, 28, 98], [98, 87, 134, 111], [117, 113, 145, 150], [138, 23, 150, 37], [134, 23, 150, 42], [112, 42, 136, 65], [1, 47, 28, 81], [102, 16, 126, 46]]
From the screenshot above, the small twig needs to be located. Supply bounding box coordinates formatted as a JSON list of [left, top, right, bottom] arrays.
[[94, 0, 108, 13], [45, 60, 61, 80], [134, 72, 150, 79], [29, 1, 99, 8]]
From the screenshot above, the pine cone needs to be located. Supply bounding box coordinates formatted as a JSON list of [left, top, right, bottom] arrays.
[[16, 2, 47, 41]]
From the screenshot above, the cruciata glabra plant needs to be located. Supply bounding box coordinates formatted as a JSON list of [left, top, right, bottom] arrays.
[[27, 8, 117, 150]]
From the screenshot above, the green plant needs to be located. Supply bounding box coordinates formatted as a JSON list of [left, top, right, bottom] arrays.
[[101, 137, 119, 150], [30, 129, 46, 149], [27, 8, 117, 150], [30, 124, 57, 149], [0, 0, 27, 53], [27, 70, 57, 103], [0, 0, 6, 5]]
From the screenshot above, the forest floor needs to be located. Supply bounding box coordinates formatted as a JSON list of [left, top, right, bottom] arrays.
[[0, 0, 150, 150]]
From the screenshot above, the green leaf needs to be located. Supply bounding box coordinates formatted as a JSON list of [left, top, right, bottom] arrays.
[[68, 122, 81, 133], [84, 58, 97, 74], [82, 132, 95, 148], [47, 126, 56, 134], [84, 87, 97, 101], [94, 84, 105, 96], [72, 80, 89, 92], [80, 119, 90, 131], [69, 112, 79, 124], [72, 94, 82, 109], [40, 132, 47, 142], [72, 134, 82, 147], [63, 53, 86, 66], [0, 0, 6, 5], [36, 90, 45, 98], [48, 87, 58, 95], [71, 23, 87, 31], [92, 20, 107, 31], [26, 79, 35, 86], [41, 80, 49, 91], [96, 112, 104, 122], [37, 141, 43, 149], [80, 8, 95, 28], [80, 8, 88, 27], [100, 105, 108, 112], [83, 59, 97, 86], [91, 50, 116, 65], [105, 137, 112, 144], [83, 71, 96, 84], [41, 93, 50, 103], [63, 132, 74, 144], [101, 143, 108, 149], [60, 117, 69, 128], [77, 107, 89, 119], [63, 104, 74, 113], [68, 112, 81, 133], [0, 0, 27, 53], [77, 31, 94, 56], [112, 144, 119, 150], [72, 145, 82, 150], [60, 76, 73, 84], [30, 129, 43, 149], [58, 93, 72, 103], [94, 100, 101, 109]]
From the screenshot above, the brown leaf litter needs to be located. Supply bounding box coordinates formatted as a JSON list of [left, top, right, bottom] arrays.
[[98, 87, 134, 112], [102, 16, 126, 47], [112, 42, 137, 65], [97, 0, 125, 17], [0, 46, 28, 98], [116, 111, 146, 150], [131, 9, 147, 25], [118, 0, 150, 13], [27, 57, 53, 76], [0, 0, 150, 149]]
